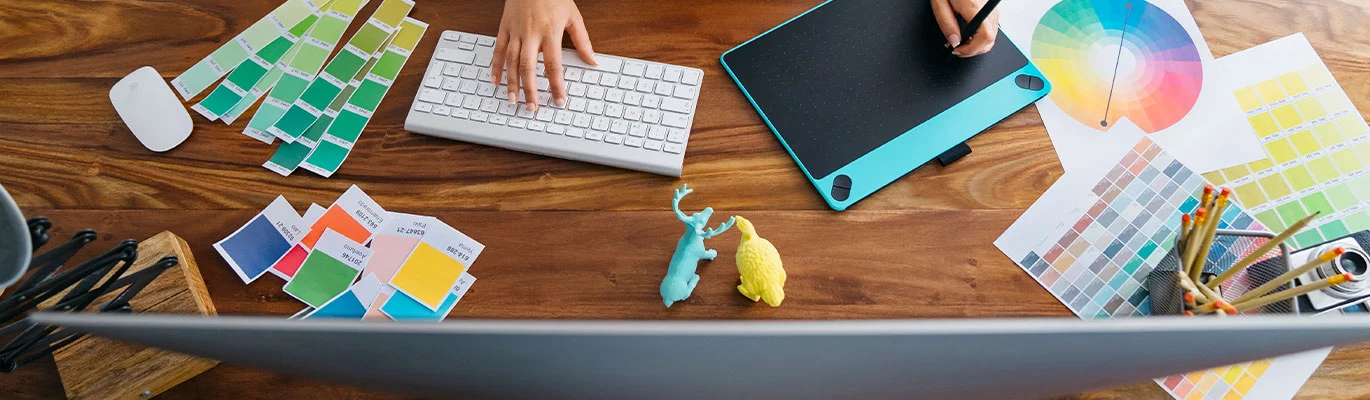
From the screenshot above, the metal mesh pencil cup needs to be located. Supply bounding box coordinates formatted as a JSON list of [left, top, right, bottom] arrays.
[[1145, 229, 1296, 315]]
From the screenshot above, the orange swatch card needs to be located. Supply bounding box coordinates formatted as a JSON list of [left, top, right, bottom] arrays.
[[301, 185, 389, 248], [388, 220, 483, 310]]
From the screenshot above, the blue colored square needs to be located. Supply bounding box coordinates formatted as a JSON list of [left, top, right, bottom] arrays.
[[217, 215, 291, 281], [308, 291, 367, 319], [381, 291, 459, 321]]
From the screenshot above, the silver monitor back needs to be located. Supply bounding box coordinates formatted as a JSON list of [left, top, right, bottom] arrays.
[[33, 313, 1370, 399], [0, 184, 29, 289]]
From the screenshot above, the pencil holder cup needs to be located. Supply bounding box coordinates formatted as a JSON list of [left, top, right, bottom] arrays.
[[1145, 229, 1296, 316]]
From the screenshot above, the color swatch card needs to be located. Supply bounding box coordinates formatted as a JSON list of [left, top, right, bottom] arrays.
[[267, 0, 415, 143], [998, 0, 1264, 173], [171, 0, 328, 100], [215, 196, 307, 284], [283, 229, 372, 308], [300, 17, 428, 177], [381, 272, 475, 321], [190, 12, 322, 121], [301, 185, 390, 248], [1203, 33, 1370, 250], [270, 203, 328, 280], [263, 55, 378, 175], [996, 138, 1328, 400], [388, 220, 484, 310], [306, 273, 383, 319], [244, 0, 370, 142], [360, 212, 432, 283]]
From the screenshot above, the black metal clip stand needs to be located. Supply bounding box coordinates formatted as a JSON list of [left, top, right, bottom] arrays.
[[0, 218, 178, 372]]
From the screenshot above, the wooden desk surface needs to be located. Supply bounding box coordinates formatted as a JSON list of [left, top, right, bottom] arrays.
[[3, 0, 1369, 398]]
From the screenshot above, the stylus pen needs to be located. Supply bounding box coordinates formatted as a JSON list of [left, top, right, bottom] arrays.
[[956, 0, 1002, 48]]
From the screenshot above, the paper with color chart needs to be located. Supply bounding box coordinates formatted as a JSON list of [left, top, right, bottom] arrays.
[[170, 0, 328, 100], [214, 196, 306, 283], [388, 220, 484, 310], [300, 18, 428, 177], [270, 203, 328, 280], [995, 138, 1329, 400], [998, 0, 1264, 173], [301, 185, 389, 248], [306, 273, 383, 319], [191, 12, 322, 121], [283, 229, 371, 307], [1202, 33, 1370, 250], [381, 272, 476, 321], [361, 212, 432, 282]]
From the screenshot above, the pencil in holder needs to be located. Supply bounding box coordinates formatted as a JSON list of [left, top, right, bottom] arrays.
[[1145, 229, 1296, 316]]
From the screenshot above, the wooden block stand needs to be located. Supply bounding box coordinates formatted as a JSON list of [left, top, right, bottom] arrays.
[[48, 231, 218, 399]]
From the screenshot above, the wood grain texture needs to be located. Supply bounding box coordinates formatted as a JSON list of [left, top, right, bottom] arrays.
[[0, 0, 1368, 399]]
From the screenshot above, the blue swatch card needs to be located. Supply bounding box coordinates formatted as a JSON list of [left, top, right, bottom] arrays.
[[214, 196, 306, 283], [306, 274, 384, 319], [380, 272, 476, 321]]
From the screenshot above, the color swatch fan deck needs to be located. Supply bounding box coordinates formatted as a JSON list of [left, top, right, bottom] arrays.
[[1032, 0, 1202, 133]]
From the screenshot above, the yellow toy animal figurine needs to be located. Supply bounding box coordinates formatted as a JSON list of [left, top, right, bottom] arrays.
[[733, 216, 785, 307]]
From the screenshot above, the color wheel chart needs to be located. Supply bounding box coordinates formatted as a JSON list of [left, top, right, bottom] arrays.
[[1031, 0, 1203, 133], [997, 139, 1281, 400]]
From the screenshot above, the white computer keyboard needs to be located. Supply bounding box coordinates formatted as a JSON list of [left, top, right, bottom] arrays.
[[404, 30, 703, 176]]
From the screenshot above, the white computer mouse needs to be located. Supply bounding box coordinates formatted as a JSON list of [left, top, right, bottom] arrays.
[[110, 66, 193, 152]]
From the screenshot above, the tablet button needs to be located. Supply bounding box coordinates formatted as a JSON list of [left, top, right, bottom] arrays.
[[831, 175, 852, 201], [1016, 74, 1045, 91]]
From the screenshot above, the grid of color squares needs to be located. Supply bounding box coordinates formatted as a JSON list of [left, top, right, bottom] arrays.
[[1204, 62, 1370, 248], [1012, 139, 1266, 319], [1162, 359, 1269, 400]]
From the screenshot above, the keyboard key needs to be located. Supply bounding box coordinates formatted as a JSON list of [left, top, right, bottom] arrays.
[[625, 136, 644, 148], [420, 88, 446, 103], [663, 67, 682, 82], [641, 95, 661, 109], [527, 121, 546, 132], [648, 126, 667, 140], [583, 70, 601, 84], [424, 76, 442, 88], [565, 127, 584, 138], [605, 134, 625, 144], [547, 125, 566, 135], [629, 123, 648, 137], [619, 77, 637, 90], [606, 104, 625, 118], [585, 131, 606, 141], [592, 116, 611, 131], [600, 74, 618, 87], [537, 77, 550, 91], [537, 92, 553, 107], [478, 68, 492, 82], [643, 109, 662, 124], [660, 98, 691, 113], [476, 52, 492, 67], [481, 98, 501, 113], [664, 143, 683, 154], [414, 102, 433, 113], [564, 68, 582, 81], [623, 62, 646, 76], [444, 49, 475, 64], [569, 98, 588, 112], [436, 48, 460, 62], [444, 64, 462, 76], [458, 42, 476, 50], [667, 129, 686, 143], [463, 96, 482, 109], [662, 112, 690, 128], [461, 65, 479, 79], [442, 31, 461, 42], [470, 111, 489, 122], [587, 101, 605, 115], [682, 70, 701, 85], [568, 82, 587, 97], [478, 36, 495, 46], [517, 105, 536, 118], [624, 107, 643, 121], [587, 86, 605, 100], [490, 114, 508, 125], [605, 89, 624, 103], [623, 92, 642, 106], [610, 120, 628, 134], [655, 82, 675, 96], [499, 102, 518, 115], [452, 108, 470, 119], [636, 80, 655, 93], [555, 110, 574, 124], [536, 108, 555, 122], [495, 85, 509, 100], [644, 140, 664, 151], [673, 85, 696, 100], [458, 81, 477, 94], [508, 119, 526, 129], [459, 33, 477, 43], [573, 114, 592, 128], [645, 64, 664, 79], [477, 83, 496, 97], [444, 93, 463, 106], [442, 77, 461, 91], [427, 61, 446, 77]]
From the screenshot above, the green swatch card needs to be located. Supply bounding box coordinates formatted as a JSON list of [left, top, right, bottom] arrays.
[[266, 0, 414, 143], [282, 229, 370, 308], [301, 18, 428, 178], [243, 0, 369, 142], [170, 0, 326, 100], [190, 13, 321, 121]]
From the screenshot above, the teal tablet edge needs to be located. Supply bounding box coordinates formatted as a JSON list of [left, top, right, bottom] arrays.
[[720, 0, 1051, 211]]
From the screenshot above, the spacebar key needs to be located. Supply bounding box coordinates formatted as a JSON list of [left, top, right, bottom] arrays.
[[553, 49, 622, 73]]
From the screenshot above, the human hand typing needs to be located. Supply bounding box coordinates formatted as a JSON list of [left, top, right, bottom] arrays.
[[492, 0, 597, 111], [931, 0, 1000, 58]]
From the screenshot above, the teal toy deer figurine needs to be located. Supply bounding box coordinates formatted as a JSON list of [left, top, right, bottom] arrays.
[[661, 184, 735, 307]]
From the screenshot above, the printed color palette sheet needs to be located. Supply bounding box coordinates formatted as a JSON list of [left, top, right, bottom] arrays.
[[997, 138, 1328, 400], [1203, 34, 1370, 249]]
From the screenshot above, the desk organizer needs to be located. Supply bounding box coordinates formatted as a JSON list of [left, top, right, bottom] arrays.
[[1146, 229, 1295, 315]]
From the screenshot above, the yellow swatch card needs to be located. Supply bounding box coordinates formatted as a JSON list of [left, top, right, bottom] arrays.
[[388, 220, 483, 310]]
